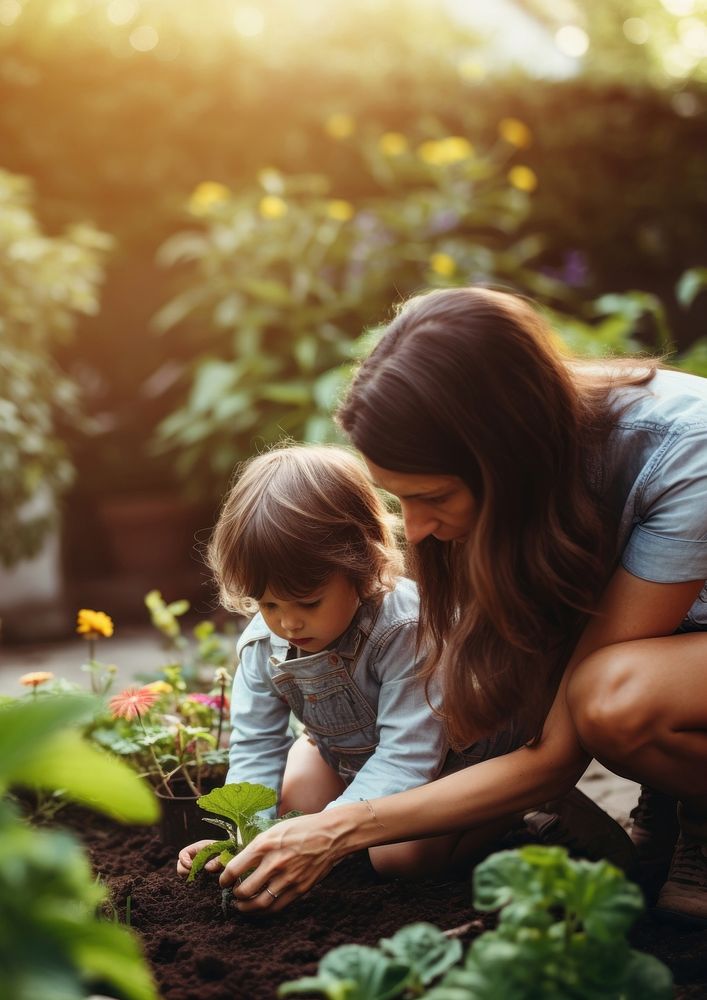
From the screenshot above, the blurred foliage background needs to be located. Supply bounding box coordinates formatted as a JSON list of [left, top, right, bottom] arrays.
[[0, 0, 705, 609]]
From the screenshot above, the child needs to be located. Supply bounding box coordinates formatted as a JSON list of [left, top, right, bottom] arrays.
[[177, 444, 450, 882]]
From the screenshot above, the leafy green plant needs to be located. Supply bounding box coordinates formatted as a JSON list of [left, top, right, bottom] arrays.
[[427, 846, 672, 1000], [278, 846, 672, 1000], [278, 924, 461, 1000], [20, 598, 235, 799], [144, 588, 236, 688], [541, 267, 707, 379], [0, 170, 111, 566], [0, 694, 159, 1000], [150, 130, 543, 496], [185, 782, 279, 914]]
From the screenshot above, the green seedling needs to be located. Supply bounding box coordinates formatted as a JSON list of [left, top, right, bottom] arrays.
[[279, 924, 461, 999], [427, 845, 673, 1000], [278, 847, 673, 1000], [187, 781, 289, 914]]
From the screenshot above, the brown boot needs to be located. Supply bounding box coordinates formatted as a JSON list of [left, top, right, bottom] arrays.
[[655, 804, 707, 926], [629, 785, 679, 897]]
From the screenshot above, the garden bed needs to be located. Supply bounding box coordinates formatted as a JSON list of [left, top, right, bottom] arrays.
[[69, 810, 707, 999]]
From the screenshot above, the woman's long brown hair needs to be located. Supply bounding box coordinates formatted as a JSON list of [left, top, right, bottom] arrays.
[[337, 287, 657, 748]]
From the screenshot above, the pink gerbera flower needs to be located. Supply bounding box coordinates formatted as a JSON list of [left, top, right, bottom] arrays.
[[109, 686, 159, 720], [186, 692, 230, 712]]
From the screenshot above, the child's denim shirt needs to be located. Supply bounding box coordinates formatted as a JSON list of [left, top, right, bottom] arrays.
[[226, 577, 448, 814]]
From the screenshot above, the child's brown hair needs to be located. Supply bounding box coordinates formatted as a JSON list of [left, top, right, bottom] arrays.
[[208, 444, 403, 614]]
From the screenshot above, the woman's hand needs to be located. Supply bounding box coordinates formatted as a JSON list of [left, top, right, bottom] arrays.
[[219, 807, 362, 912], [176, 839, 220, 878]]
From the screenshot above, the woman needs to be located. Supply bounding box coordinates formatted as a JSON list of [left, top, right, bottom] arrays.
[[213, 287, 707, 922]]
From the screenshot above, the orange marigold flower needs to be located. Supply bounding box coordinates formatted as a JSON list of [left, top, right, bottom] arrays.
[[109, 686, 159, 720], [76, 609, 114, 638], [19, 671, 54, 688]]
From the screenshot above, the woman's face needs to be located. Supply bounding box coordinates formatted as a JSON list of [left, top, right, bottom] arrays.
[[364, 459, 476, 545]]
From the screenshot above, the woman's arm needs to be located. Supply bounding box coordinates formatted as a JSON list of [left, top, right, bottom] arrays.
[[221, 569, 703, 910]]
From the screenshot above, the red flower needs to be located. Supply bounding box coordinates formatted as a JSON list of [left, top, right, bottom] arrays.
[[109, 686, 159, 720]]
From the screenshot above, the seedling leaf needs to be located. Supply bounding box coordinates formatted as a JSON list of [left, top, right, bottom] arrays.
[[280, 945, 411, 1000], [378, 922, 461, 985], [278, 975, 359, 999], [187, 841, 229, 882], [197, 782, 277, 839]]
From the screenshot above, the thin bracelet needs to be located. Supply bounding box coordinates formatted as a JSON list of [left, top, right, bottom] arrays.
[[362, 798, 386, 831]]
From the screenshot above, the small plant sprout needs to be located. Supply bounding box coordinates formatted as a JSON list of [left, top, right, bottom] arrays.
[[187, 783, 280, 913], [278, 924, 461, 1000]]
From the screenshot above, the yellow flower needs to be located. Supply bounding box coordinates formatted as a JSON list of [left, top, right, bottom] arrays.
[[508, 165, 538, 192], [429, 253, 456, 277], [498, 117, 532, 149], [76, 609, 114, 638], [324, 112, 355, 139], [378, 132, 408, 157], [19, 671, 54, 688], [188, 181, 230, 215], [326, 199, 355, 222], [259, 195, 288, 219], [143, 680, 173, 695], [417, 136, 473, 166]]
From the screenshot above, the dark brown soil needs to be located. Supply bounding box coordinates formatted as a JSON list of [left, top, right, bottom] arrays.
[[66, 811, 707, 1000]]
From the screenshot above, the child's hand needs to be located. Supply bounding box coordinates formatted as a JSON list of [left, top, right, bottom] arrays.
[[176, 839, 220, 877]]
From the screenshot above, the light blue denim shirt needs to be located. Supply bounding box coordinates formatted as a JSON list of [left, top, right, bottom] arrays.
[[226, 576, 448, 813], [600, 368, 707, 628]]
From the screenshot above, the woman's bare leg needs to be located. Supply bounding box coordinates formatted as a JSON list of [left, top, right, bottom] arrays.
[[568, 632, 707, 918], [567, 632, 707, 804]]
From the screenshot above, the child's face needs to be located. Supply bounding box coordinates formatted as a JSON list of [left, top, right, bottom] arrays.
[[257, 573, 361, 653]]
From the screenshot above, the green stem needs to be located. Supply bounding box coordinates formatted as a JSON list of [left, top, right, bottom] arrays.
[[216, 678, 226, 749], [137, 711, 173, 797], [175, 726, 200, 796]]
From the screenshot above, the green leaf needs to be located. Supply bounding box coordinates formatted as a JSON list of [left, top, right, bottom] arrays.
[[197, 782, 277, 840], [0, 695, 95, 782], [472, 847, 551, 914], [566, 859, 644, 942], [187, 840, 230, 882], [676, 267, 707, 309], [278, 975, 359, 999], [240, 277, 293, 305], [317, 945, 411, 1000], [378, 922, 462, 985], [620, 949, 674, 999], [69, 920, 158, 1000], [11, 728, 158, 824]]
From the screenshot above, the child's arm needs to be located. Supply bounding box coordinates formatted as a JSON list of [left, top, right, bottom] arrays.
[[226, 636, 293, 810], [325, 620, 447, 808]]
